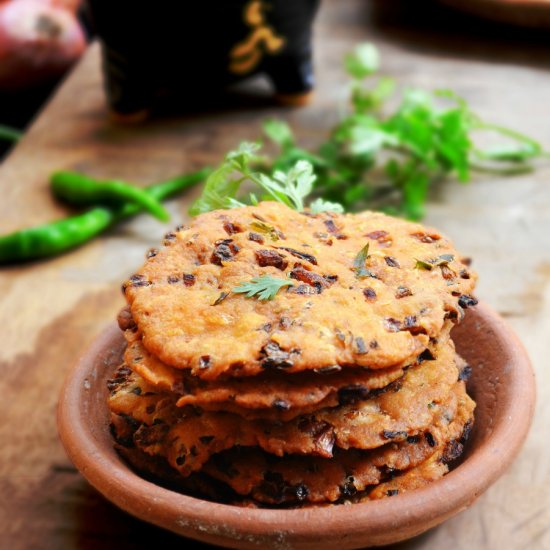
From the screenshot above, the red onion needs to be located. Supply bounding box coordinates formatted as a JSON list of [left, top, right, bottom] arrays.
[[0, 0, 86, 89]]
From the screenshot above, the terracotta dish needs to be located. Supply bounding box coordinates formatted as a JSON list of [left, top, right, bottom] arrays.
[[57, 301, 535, 549], [439, 0, 550, 28]]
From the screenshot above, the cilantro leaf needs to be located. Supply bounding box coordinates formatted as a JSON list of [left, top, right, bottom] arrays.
[[263, 120, 327, 173], [226, 141, 262, 169], [232, 275, 294, 301], [263, 119, 295, 150], [346, 121, 399, 156], [189, 142, 259, 215], [256, 160, 316, 211], [192, 42, 546, 222], [345, 43, 380, 79], [309, 197, 345, 214], [265, 43, 545, 220], [191, 141, 343, 215], [351, 76, 395, 113], [471, 122, 542, 170], [188, 164, 246, 215]]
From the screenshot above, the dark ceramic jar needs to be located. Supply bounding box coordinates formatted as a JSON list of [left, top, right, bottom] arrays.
[[88, 0, 320, 119]]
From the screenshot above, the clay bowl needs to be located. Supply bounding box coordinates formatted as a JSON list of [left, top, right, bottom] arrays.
[[57, 301, 535, 549]]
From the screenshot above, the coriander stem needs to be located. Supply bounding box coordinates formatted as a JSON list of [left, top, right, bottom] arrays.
[[469, 162, 534, 176], [472, 122, 541, 151]]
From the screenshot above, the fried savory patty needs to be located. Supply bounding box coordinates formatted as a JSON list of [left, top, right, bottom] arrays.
[[109, 340, 461, 476], [109, 385, 473, 506], [123, 328, 406, 417], [362, 451, 450, 501], [121, 309, 453, 420], [123, 202, 476, 380], [107, 364, 180, 428], [110, 415, 237, 503], [354, 406, 474, 503], [165, 341, 459, 475], [107, 359, 406, 425], [201, 384, 474, 504]]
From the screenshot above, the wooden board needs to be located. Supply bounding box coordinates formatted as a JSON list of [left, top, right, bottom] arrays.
[[1, 0, 549, 548]]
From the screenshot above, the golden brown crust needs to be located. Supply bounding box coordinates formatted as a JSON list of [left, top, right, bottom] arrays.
[[354, 386, 475, 502], [124, 332, 406, 417], [108, 341, 461, 476], [108, 383, 474, 506], [162, 342, 459, 475], [122, 317, 453, 420], [107, 365, 182, 437], [202, 384, 474, 504], [124, 202, 476, 380], [109, 414, 233, 502], [364, 451, 449, 501]]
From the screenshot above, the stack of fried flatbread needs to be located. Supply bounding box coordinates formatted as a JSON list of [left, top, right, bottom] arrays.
[[108, 202, 477, 507]]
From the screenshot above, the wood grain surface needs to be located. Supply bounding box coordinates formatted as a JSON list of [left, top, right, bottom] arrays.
[[1, 1, 549, 548]]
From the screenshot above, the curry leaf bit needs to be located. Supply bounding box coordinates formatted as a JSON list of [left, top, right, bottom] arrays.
[[415, 254, 455, 271], [232, 275, 294, 301], [353, 243, 374, 278], [250, 220, 280, 241], [212, 291, 230, 306]]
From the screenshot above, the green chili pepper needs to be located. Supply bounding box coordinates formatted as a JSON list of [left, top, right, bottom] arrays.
[[0, 167, 210, 264], [51, 171, 171, 222], [0, 125, 22, 143]]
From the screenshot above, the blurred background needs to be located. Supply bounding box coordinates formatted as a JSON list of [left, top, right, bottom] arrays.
[[1, 0, 549, 161]]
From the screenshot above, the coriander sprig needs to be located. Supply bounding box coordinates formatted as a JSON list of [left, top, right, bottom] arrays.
[[189, 143, 257, 215], [191, 43, 546, 222], [232, 275, 294, 301], [190, 143, 343, 216], [262, 43, 547, 220]]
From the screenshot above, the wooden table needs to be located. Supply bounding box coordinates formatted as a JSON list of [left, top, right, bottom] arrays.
[[1, 1, 549, 548]]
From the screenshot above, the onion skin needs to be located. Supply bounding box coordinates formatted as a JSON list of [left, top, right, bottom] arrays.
[[0, 0, 86, 89], [48, 0, 82, 13]]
